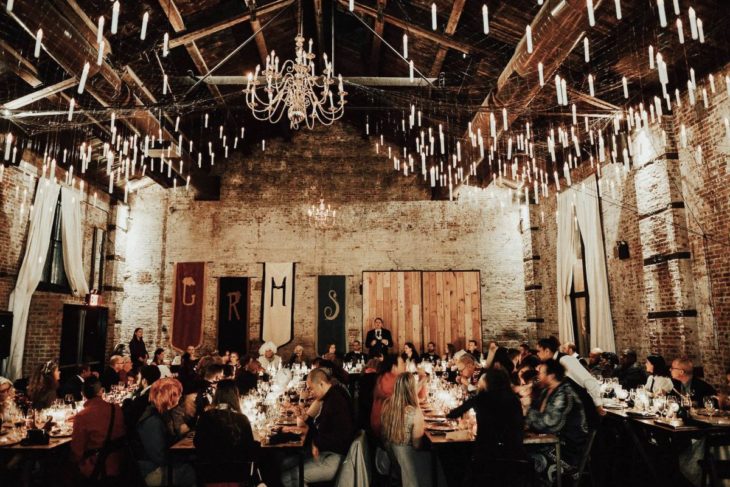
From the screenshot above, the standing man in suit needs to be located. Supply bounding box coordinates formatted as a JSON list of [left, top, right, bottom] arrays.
[[365, 317, 393, 357]]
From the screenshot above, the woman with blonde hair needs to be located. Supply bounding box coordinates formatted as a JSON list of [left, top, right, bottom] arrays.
[[381, 372, 435, 487]]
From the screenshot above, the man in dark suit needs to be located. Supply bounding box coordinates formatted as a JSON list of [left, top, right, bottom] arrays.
[[122, 365, 161, 430], [365, 318, 393, 357], [343, 341, 366, 364], [670, 356, 716, 405], [61, 364, 93, 401]]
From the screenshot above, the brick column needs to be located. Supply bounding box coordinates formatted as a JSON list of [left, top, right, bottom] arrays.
[[104, 202, 129, 353], [633, 118, 699, 360], [521, 203, 543, 340]]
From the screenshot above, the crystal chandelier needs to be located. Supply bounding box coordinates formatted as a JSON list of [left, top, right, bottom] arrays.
[[307, 199, 337, 229], [244, 2, 346, 130]]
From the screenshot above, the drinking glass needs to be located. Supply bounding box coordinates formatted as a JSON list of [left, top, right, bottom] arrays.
[[704, 397, 717, 418]]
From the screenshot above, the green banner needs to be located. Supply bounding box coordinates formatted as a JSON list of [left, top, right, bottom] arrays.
[[317, 276, 347, 356]]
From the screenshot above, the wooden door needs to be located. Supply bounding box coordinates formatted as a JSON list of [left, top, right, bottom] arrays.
[[362, 271, 422, 355], [422, 271, 481, 354]]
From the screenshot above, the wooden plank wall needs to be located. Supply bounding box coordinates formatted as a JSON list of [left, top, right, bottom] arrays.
[[362, 271, 481, 355], [362, 271, 422, 354], [422, 271, 482, 353]]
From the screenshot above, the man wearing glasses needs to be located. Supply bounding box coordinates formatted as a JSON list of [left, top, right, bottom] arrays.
[[670, 356, 716, 405]]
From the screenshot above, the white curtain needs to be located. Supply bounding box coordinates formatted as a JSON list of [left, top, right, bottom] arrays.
[[556, 175, 616, 352], [5, 180, 61, 379], [557, 190, 578, 346], [574, 175, 616, 352], [60, 187, 90, 298]]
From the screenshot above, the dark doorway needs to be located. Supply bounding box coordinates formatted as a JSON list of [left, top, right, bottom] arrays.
[[59, 305, 108, 378], [217, 278, 249, 355]]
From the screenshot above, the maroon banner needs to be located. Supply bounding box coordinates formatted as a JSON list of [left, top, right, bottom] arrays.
[[171, 262, 206, 352]]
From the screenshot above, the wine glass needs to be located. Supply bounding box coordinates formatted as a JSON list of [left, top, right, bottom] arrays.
[[704, 397, 717, 418]]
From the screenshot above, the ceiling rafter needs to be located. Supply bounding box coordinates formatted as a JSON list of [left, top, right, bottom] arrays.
[[428, 0, 465, 78], [2, 78, 77, 110], [312, 0, 325, 66], [157, 0, 225, 104], [340, 0, 485, 56], [168, 0, 294, 49], [367, 0, 387, 76], [0, 39, 43, 88]]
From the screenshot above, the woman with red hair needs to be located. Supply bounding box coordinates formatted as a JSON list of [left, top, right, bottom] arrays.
[[135, 378, 195, 486]]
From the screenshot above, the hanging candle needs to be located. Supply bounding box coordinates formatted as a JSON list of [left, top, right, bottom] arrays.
[[584, 37, 590, 62], [614, 0, 622, 20], [349, 0, 354, 11], [78, 62, 90, 94], [34, 29, 42, 58], [111, 1, 120, 34], [141, 12, 149, 40], [97, 16, 105, 44], [526, 25, 533, 53], [163, 33, 169, 57], [588, 73, 595, 97], [676, 18, 684, 44], [538, 62, 544, 86], [697, 19, 704, 43], [403, 34, 408, 59], [622, 76, 629, 99], [431, 3, 437, 30], [67, 98, 75, 121], [409, 60, 414, 83], [688, 7, 698, 39], [649, 45, 655, 69], [656, 0, 667, 28], [6, 0, 13, 13], [97, 40, 105, 65], [163, 74, 168, 95], [586, 0, 595, 27], [482, 5, 489, 35]]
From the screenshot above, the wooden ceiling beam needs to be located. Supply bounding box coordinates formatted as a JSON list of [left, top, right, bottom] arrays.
[[249, 17, 270, 65], [341, 0, 483, 55], [157, 0, 225, 104], [0, 39, 42, 88], [312, 0, 325, 65], [3, 77, 77, 110], [169, 0, 294, 49], [428, 0, 465, 77], [367, 0, 386, 76]]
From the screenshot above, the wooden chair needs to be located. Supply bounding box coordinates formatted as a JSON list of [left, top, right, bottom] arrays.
[[572, 428, 598, 486]]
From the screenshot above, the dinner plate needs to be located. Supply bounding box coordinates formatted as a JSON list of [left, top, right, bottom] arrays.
[[0, 436, 21, 447], [427, 424, 457, 432], [626, 410, 656, 419], [425, 417, 447, 423]]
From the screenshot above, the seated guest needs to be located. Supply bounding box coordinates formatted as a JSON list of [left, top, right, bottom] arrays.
[[526, 359, 588, 471], [70, 377, 126, 482], [561, 342, 579, 359], [151, 349, 172, 378], [598, 352, 619, 378], [194, 380, 256, 463], [443, 343, 457, 362], [448, 368, 525, 463], [344, 341, 366, 364], [402, 342, 420, 372], [28, 360, 60, 410], [644, 355, 673, 395], [587, 348, 603, 376], [422, 342, 439, 364], [258, 341, 282, 370], [381, 372, 431, 486], [136, 378, 195, 486], [670, 356, 716, 404], [119, 356, 134, 385], [323, 343, 343, 361], [229, 352, 242, 374], [129, 327, 149, 372], [287, 345, 309, 367], [614, 349, 647, 390], [281, 368, 355, 487], [123, 365, 162, 430], [517, 343, 531, 366], [507, 348, 521, 371], [455, 353, 480, 392], [467, 340, 482, 361], [195, 364, 224, 418], [371, 354, 406, 438], [101, 356, 124, 390], [514, 367, 540, 416], [364, 358, 381, 374], [235, 356, 263, 396], [61, 363, 93, 402], [0, 376, 19, 422]]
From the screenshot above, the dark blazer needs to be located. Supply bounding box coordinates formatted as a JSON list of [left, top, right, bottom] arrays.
[[672, 377, 717, 404], [365, 328, 393, 356], [614, 363, 647, 391], [306, 384, 355, 456], [100, 367, 120, 390], [129, 338, 148, 368], [61, 375, 85, 402], [122, 388, 151, 431]]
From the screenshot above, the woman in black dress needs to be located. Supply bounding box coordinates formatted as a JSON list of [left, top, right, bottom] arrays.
[[129, 327, 148, 373]]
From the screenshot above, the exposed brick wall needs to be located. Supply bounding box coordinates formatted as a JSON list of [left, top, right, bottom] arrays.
[[0, 149, 115, 377], [123, 124, 529, 359]]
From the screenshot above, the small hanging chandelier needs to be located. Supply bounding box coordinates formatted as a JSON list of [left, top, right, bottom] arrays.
[[307, 198, 337, 229], [244, 0, 346, 129]]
